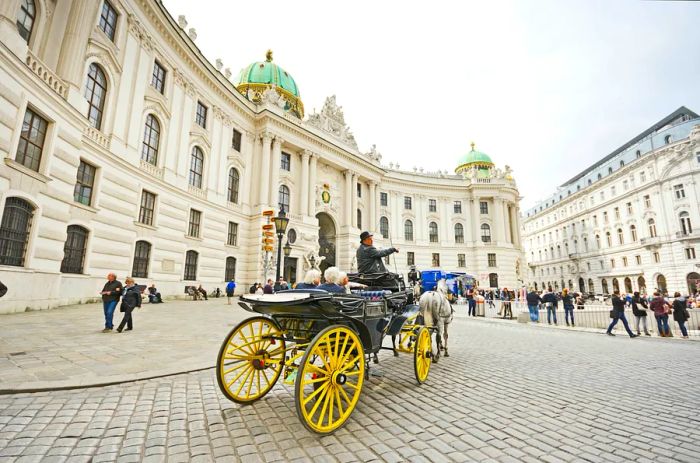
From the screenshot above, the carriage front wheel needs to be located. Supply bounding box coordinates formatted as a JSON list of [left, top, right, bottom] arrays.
[[295, 325, 365, 434], [216, 316, 286, 404], [414, 326, 432, 384]]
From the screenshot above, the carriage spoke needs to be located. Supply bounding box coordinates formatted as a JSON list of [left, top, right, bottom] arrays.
[[307, 384, 329, 418], [327, 386, 335, 425], [334, 388, 344, 416], [302, 381, 329, 406], [316, 387, 331, 427], [235, 367, 255, 396], [223, 361, 248, 375], [338, 384, 352, 406], [226, 362, 252, 389]]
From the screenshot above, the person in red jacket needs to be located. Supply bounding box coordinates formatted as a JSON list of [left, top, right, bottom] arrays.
[[649, 291, 672, 337]]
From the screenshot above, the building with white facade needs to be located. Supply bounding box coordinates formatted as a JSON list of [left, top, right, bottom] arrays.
[[522, 107, 700, 296], [0, 0, 524, 313]]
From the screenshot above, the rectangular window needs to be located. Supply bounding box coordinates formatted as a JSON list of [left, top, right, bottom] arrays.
[[626, 202, 633, 215], [653, 251, 660, 263], [407, 251, 415, 266], [138, 190, 156, 225], [227, 221, 238, 246], [281, 152, 291, 171], [232, 129, 242, 151], [587, 262, 591, 271], [622, 256, 628, 267], [74, 160, 96, 206], [686, 248, 696, 260], [614, 207, 620, 219], [428, 199, 437, 213], [603, 211, 608, 223], [488, 253, 496, 267], [16, 107, 48, 172], [380, 192, 388, 207], [457, 254, 466, 267], [480, 201, 488, 214], [98, 0, 118, 41], [611, 258, 615, 268], [454, 201, 462, 214], [674, 184, 685, 199], [593, 215, 598, 226], [635, 255, 641, 265], [188, 209, 201, 238], [404, 196, 412, 210], [151, 61, 166, 94], [357, 182, 362, 197], [640, 171, 646, 182], [432, 253, 440, 267], [644, 195, 651, 208], [195, 101, 207, 128]]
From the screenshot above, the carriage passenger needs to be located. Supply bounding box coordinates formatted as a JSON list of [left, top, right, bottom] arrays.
[[296, 269, 321, 289], [317, 267, 346, 294]]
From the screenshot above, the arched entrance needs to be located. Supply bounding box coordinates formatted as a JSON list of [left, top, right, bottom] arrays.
[[601, 279, 609, 295], [624, 277, 632, 294], [656, 274, 667, 295], [612, 278, 620, 293], [588, 278, 594, 293], [578, 278, 585, 293], [316, 212, 336, 273], [637, 276, 646, 294], [687, 272, 700, 294]]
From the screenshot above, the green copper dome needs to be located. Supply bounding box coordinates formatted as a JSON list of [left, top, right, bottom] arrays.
[[234, 50, 304, 118], [455, 142, 494, 174]]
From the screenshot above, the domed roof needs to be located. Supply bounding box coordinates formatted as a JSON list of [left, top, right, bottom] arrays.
[[455, 142, 494, 174], [234, 50, 304, 118]]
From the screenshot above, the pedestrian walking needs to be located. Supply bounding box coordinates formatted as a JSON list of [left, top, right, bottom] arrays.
[[650, 292, 672, 337], [466, 286, 476, 316], [672, 292, 690, 339], [631, 292, 650, 336], [501, 287, 513, 319], [526, 288, 541, 322], [226, 279, 236, 304], [99, 273, 122, 332], [606, 290, 638, 338], [562, 288, 575, 326], [542, 287, 558, 325], [116, 277, 141, 333]]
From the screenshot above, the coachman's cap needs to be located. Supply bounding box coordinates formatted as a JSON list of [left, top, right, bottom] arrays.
[[360, 231, 373, 241]]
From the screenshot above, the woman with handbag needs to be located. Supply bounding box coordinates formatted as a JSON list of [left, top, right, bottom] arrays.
[[649, 292, 672, 337], [117, 277, 141, 333], [606, 290, 637, 337], [631, 292, 651, 336], [672, 292, 690, 339]]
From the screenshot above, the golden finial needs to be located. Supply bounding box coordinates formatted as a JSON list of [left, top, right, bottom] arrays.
[[265, 49, 273, 62], [470, 141, 475, 151]]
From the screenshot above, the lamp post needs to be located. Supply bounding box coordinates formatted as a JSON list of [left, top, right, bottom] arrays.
[[309, 254, 316, 270], [272, 207, 290, 283], [282, 241, 292, 281]]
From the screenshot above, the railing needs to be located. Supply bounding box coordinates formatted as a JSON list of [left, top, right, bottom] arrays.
[[139, 159, 164, 179], [187, 185, 207, 199], [640, 236, 662, 246], [25, 52, 67, 99], [83, 126, 109, 148], [676, 230, 699, 239]]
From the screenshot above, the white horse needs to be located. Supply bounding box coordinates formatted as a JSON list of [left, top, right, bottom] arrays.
[[418, 290, 454, 361]]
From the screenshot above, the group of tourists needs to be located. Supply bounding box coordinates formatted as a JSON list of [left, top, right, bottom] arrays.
[[99, 274, 162, 333]]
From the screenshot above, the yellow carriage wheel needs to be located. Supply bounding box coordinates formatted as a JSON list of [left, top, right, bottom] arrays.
[[216, 316, 285, 404], [414, 326, 432, 384], [295, 325, 365, 434]]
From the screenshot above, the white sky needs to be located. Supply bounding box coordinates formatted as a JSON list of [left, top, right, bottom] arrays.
[[162, 0, 700, 209]]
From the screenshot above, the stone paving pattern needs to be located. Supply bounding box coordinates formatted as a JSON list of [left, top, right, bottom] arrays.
[[1, 317, 699, 462]]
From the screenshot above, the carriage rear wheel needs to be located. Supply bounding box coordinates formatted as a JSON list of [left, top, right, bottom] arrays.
[[216, 316, 285, 404], [295, 325, 365, 434], [414, 326, 432, 384]]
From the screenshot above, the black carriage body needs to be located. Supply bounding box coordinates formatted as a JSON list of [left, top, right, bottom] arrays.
[[239, 289, 414, 354]]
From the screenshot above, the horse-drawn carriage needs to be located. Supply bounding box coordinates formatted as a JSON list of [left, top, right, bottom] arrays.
[[215, 273, 435, 434]]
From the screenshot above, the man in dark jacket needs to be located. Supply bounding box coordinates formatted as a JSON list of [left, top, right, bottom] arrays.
[[356, 231, 398, 274], [542, 288, 558, 325], [117, 277, 142, 333], [526, 289, 542, 322], [100, 273, 122, 332], [606, 290, 637, 337]]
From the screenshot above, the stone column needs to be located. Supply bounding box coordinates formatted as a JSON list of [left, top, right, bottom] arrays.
[[308, 154, 318, 215], [270, 137, 283, 211], [494, 198, 506, 243], [300, 150, 310, 216], [369, 181, 377, 232], [513, 206, 522, 247], [57, 0, 100, 104], [351, 174, 359, 229], [258, 133, 273, 206], [442, 199, 451, 242], [241, 131, 255, 206], [344, 170, 352, 227], [504, 203, 513, 243], [471, 197, 480, 243], [0, 1, 27, 58]]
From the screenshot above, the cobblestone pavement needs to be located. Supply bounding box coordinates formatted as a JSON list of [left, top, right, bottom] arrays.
[[1, 318, 699, 462], [0, 299, 250, 391]]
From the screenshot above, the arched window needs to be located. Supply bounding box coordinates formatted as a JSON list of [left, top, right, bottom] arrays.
[[601, 278, 609, 295], [612, 278, 620, 293], [404, 220, 414, 241], [583, 236, 588, 251], [588, 279, 595, 293], [227, 168, 239, 204], [84, 63, 107, 129], [680, 212, 692, 235], [489, 273, 498, 288], [664, 135, 671, 145], [630, 225, 637, 242], [595, 234, 601, 249], [657, 274, 667, 294], [60, 225, 88, 274], [132, 240, 151, 278], [648, 218, 657, 238], [636, 150, 641, 158], [141, 114, 160, 165], [454, 223, 464, 243], [0, 197, 35, 267], [189, 146, 203, 188], [184, 250, 198, 281], [638, 276, 646, 292], [16, 0, 36, 44], [624, 277, 632, 293], [379, 217, 389, 239], [225, 256, 236, 282], [357, 209, 362, 229], [480, 224, 491, 243], [617, 228, 624, 245], [278, 185, 290, 212], [606, 231, 612, 247], [429, 222, 438, 243]]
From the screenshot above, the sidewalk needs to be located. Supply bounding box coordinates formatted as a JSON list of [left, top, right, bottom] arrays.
[[0, 298, 250, 393]]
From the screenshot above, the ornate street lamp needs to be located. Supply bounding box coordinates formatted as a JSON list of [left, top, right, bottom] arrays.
[[309, 254, 316, 270], [273, 207, 290, 282], [283, 241, 292, 257]]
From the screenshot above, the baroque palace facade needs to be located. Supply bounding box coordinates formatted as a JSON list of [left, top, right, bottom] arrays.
[[0, 0, 523, 313], [522, 107, 700, 297]]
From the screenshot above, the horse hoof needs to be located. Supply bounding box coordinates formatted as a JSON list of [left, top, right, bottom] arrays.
[[393, 350, 399, 357], [444, 352, 450, 357]]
